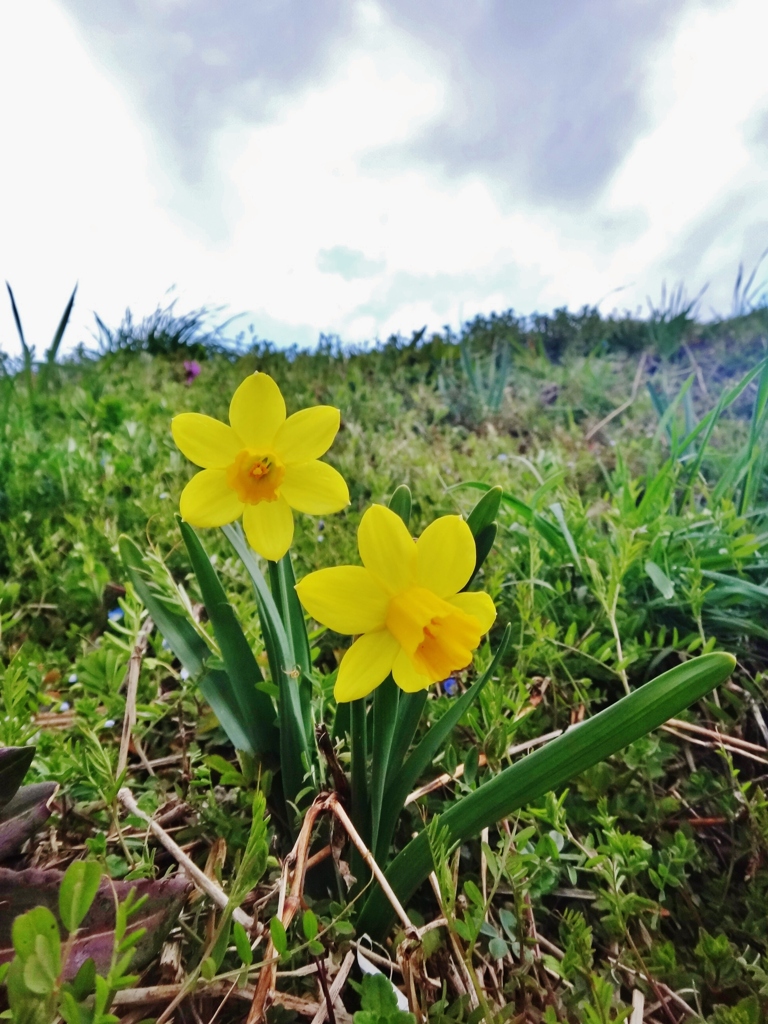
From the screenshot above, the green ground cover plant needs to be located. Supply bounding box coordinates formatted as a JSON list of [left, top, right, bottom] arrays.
[[2, 297, 768, 1022]]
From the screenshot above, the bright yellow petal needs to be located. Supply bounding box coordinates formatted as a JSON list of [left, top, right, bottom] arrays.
[[295, 566, 388, 634], [229, 373, 286, 450], [357, 504, 416, 594], [446, 591, 497, 634], [392, 648, 432, 693], [179, 470, 244, 527], [415, 515, 476, 597], [334, 630, 399, 702], [242, 497, 294, 561], [172, 413, 242, 469], [273, 406, 341, 463], [280, 461, 350, 514]]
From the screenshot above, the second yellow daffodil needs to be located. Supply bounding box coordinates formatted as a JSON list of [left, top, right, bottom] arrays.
[[296, 504, 496, 701], [172, 372, 349, 561]]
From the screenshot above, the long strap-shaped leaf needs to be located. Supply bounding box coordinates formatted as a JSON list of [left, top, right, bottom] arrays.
[[6, 282, 34, 395], [384, 690, 427, 794], [119, 535, 270, 756], [222, 524, 315, 805], [179, 522, 278, 757], [267, 556, 312, 676], [370, 677, 400, 853], [373, 626, 511, 866], [39, 285, 77, 388], [268, 555, 314, 743], [358, 651, 736, 938]]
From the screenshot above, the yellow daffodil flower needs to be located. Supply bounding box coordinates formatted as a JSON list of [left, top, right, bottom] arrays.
[[296, 504, 496, 701], [171, 372, 349, 561]]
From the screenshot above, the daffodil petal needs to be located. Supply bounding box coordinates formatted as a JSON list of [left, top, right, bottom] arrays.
[[415, 515, 476, 597], [358, 504, 416, 594], [295, 566, 389, 634], [273, 406, 341, 462], [179, 470, 244, 527], [446, 591, 497, 634], [242, 497, 294, 561], [172, 413, 242, 469], [392, 648, 432, 693], [279, 460, 349, 514], [229, 372, 286, 450], [334, 630, 399, 702]]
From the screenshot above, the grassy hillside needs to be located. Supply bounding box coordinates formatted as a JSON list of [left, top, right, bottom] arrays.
[[3, 303, 768, 1022]]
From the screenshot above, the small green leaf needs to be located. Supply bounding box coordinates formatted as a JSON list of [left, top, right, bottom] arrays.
[[59, 860, 102, 933], [12, 906, 60, 963], [359, 972, 398, 1015], [488, 937, 508, 959], [59, 989, 84, 1024], [467, 485, 502, 536], [269, 917, 288, 957], [94, 974, 110, 1017], [308, 939, 325, 956], [22, 929, 62, 995], [464, 880, 483, 907], [233, 921, 253, 967], [200, 957, 216, 981], [388, 485, 412, 527], [645, 560, 675, 600], [463, 745, 480, 786], [210, 916, 232, 971], [302, 909, 319, 942], [498, 908, 517, 942], [68, 958, 97, 1001]]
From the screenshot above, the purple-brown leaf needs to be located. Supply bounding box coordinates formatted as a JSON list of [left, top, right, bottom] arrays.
[[0, 747, 35, 815], [0, 783, 57, 862]]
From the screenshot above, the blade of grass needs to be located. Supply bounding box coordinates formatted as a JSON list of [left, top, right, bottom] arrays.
[[739, 358, 768, 514], [46, 285, 77, 364], [6, 282, 34, 394]]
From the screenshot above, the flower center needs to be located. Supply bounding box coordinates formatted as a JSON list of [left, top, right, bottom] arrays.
[[385, 586, 482, 683], [226, 449, 285, 504]]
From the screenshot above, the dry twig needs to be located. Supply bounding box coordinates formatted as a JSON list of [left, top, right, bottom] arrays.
[[117, 616, 155, 778], [246, 792, 414, 1024], [309, 950, 355, 1024], [117, 787, 253, 929]]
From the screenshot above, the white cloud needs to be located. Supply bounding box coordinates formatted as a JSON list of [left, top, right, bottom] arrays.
[[1, 0, 767, 360]]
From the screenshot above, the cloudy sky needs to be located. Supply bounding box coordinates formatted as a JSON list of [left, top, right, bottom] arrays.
[[1, 0, 767, 357]]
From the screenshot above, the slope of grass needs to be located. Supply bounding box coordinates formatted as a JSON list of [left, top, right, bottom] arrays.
[[3, 303, 768, 1021]]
